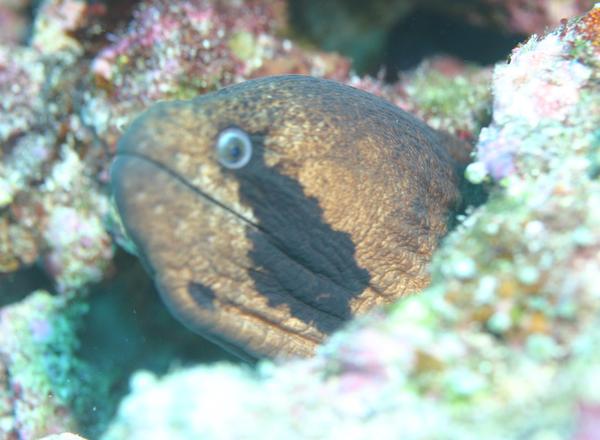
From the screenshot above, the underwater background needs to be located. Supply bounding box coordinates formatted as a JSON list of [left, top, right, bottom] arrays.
[[1, 0, 599, 438]]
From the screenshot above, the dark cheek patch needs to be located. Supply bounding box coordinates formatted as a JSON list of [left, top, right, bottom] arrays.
[[235, 140, 371, 333], [187, 281, 217, 311]]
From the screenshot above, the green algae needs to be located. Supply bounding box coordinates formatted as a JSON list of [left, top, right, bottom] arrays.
[[405, 64, 493, 136], [0, 291, 116, 438]]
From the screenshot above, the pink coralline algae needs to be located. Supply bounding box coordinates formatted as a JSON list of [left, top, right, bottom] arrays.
[[32, 0, 87, 52], [575, 402, 600, 440], [0, 45, 46, 152], [43, 205, 113, 293], [0, 44, 55, 272], [0, 0, 114, 290], [468, 7, 597, 182]]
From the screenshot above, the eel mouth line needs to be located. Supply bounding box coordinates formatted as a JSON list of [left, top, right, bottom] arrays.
[[114, 151, 266, 233]]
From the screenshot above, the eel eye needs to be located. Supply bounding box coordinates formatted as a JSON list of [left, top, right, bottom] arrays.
[[215, 127, 252, 169]]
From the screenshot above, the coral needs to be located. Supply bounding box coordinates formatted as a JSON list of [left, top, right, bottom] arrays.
[[344, 57, 493, 142], [0, 45, 46, 163], [0, 291, 83, 438], [0, 44, 55, 274], [0, 290, 114, 439], [576, 4, 600, 49], [469, 6, 598, 181], [31, 0, 89, 54], [43, 203, 113, 293], [399, 56, 493, 141], [0, 113, 114, 292], [0, 0, 115, 291], [101, 6, 600, 439]]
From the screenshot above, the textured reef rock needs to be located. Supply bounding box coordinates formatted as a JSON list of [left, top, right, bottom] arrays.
[[0, 291, 83, 438], [102, 6, 600, 439], [1, 0, 598, 438], [0, 0, 114, 292], [0, 289, 111, 439]]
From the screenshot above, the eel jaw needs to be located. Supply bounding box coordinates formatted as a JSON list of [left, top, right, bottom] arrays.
[[110, 153, 338, 359]]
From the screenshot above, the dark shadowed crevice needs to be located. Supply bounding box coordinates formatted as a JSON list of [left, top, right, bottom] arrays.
[[0, 265, 54, 308], [288, 2, 526, 76], [76, 250, 242, 437], [382, 9, 526, 76]]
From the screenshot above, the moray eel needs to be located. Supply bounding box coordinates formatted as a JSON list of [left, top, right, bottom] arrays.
[[111, 75, 465, 359]]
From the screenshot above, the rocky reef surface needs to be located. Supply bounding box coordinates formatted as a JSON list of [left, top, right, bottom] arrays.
[[0, 0, 598, 438]]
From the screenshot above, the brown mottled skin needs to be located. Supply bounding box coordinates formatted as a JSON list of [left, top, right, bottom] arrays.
[[111, 75, 464, 359]]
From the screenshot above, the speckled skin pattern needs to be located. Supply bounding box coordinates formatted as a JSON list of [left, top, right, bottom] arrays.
[[111, 75, 462, 358]]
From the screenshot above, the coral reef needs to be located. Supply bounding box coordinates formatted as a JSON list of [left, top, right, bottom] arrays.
[[398, 56, 492, 140], [101, 5, 600, 439], [0, 291, 82, 438], [0, 0, 114, 292], [469, 6, 599, 181], [0, 0, 597, 437], [0, 289, 115, 439]]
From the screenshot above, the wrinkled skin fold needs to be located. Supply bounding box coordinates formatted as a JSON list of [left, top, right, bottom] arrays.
[[111, 75, 462, 358]]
